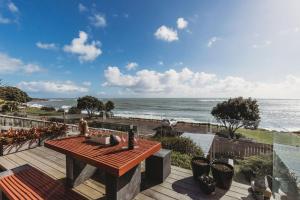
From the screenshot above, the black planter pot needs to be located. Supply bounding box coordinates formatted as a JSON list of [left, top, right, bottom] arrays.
[[211, 161, 234, 190], [198, 175, 216, 195], [191, 157, 210, 179]]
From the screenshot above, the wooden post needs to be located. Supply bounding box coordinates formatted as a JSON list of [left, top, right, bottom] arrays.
[[0, 141, 3, 156], [38, 138, 41, 146]]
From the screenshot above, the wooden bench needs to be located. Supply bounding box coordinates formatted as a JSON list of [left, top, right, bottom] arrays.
[[0, 164, 86, 200]]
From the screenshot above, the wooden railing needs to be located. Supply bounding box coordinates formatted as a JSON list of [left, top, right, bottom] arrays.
[[0, 114, 80, 132], [209, 136, 273, 160], [0, 114, 131, 134]]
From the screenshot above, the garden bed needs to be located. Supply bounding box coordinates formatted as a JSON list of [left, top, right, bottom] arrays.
[[0, 124, 68, 156]]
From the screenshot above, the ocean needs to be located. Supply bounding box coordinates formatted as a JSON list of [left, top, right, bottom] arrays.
[[27, 98, 300, 132]]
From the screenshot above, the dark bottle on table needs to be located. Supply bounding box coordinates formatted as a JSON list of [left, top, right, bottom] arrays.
[[128, 125, 134, 150]]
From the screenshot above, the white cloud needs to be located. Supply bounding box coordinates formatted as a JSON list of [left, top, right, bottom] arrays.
[[18, 81, 89, 93], [102, 66, 137, 87], [103, 66, 300, 98], [0, 15, 11, 24], [78, 3, 88, 12], [97, 91, 106, 96], [0, 53, 42, 74], [252, 40, 272, 48], [279, 27, 300, 35], [126, 62, 138, 71], [82, 81, 91, 86], [23, 64, 43, 73], [7, 2, 18, 13], [36, 42, 57, 50], [89, 13, 106, 28], [154, 25, 178, 42], [177, 18, 188, 29], [158, 61, 164, 66], [207, 37, 221, 48], [63, 31, 102, 62]]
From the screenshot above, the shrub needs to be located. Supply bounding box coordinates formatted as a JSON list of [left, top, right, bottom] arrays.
[[154, 136, 203, 156], [239, 154, 273, 181], [216, 129, 245, 139], [68, 106, 81, 114], [2, 101, 19, 112], [57, 108, 65, 113], [41, 106, 56, 112], [0, 124, 68, 145], [171, 151, 193, 169], [154, 125, 183, 137]]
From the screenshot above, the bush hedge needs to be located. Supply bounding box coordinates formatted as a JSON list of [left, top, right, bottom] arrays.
[[239, 154, 273, 181], [152, 136, 204, 169], [154, 125, 183, 137], [41, 106, 56, 112], [68, 106, 81, 114], [153, 136, 203, 156], [171, 151, 193, 169]]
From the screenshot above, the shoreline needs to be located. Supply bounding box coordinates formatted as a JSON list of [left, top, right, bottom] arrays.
[[108, 115, 295, 133], [25, 100, 300, 133], [28, 111, 299, 134]]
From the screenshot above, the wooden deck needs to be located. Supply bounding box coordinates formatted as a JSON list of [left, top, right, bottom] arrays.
[[0, 147, 253, 200]]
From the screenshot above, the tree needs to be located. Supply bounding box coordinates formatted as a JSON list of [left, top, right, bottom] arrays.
[[77, 96, 100, 118], [0, 86, 31, 103], [97, 101, 105, 112], [211, 97, 260, 139], [105, 100, 115, 112], [68, 106, 81, 114]]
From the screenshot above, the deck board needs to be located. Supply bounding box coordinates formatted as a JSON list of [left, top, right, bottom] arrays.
[[0, 147, 253, 200]]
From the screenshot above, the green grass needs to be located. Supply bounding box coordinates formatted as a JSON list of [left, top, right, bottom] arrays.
[[237, 128, 300, 146], [25, 107, 61, 116]]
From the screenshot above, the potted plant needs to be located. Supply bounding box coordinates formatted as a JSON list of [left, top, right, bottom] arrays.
[[211, 161, 234, 190], [191, 157, 210, 179], [251, 178, 267, 200], [198, 175, 216, 195]]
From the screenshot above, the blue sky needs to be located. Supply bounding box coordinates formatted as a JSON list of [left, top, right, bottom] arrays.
[[0, 0, 300, 98]]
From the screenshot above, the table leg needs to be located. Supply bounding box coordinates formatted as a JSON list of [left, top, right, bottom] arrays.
[[66, 155, 98, 187], [105, 164, 141, 200]]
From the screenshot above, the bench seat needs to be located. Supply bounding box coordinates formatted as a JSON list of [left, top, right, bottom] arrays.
[[0, 165, 85, 200]]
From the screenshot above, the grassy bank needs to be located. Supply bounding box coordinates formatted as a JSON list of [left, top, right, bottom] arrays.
[[237, 128, 300, 146], [24, 107, 62, 116]]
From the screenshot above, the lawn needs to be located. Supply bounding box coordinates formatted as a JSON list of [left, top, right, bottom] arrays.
[[25, 107, 62, 116], [237, 128, 300, 146]]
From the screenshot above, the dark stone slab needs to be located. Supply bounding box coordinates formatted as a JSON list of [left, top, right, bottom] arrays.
[[145, 149, 171, 183], [66, 155, 98, 187], [105, 164, 141, 200]]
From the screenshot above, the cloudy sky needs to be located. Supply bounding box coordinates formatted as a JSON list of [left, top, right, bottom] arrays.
[[0, 0, 300, 98]]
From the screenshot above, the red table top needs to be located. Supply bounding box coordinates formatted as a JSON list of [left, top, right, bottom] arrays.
[[45, 136, 161, 176]]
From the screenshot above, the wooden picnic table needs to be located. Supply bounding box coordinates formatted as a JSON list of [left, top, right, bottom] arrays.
[[45, 136, 161, 200]]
